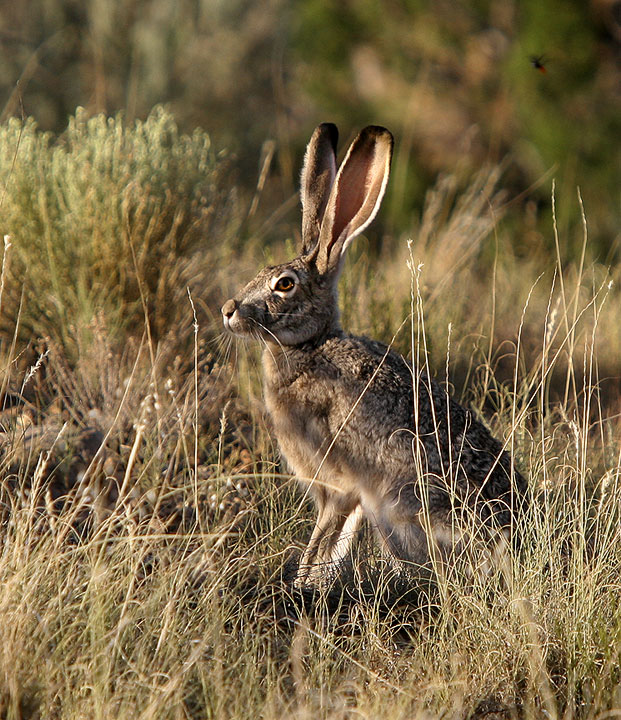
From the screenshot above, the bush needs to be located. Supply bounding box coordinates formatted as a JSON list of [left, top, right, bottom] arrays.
[[0, 106, 237, 357]]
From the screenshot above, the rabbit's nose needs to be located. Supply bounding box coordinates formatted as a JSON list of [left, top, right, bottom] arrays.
[[221, 298, 238, 319]]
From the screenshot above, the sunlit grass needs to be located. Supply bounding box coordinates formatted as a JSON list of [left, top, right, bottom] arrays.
[[0, 112, 619, 718]]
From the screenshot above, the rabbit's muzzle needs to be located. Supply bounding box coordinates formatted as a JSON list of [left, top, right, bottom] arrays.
[[221, 298, 238, 329], [221, 297, 266, 337], [221, 298, 244, 334]]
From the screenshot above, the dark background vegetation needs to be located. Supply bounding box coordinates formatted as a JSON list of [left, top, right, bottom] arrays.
[[1, 0, 619, 259]]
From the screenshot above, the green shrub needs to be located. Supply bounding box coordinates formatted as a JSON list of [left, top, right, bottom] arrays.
[[0, 106, 237, 358]]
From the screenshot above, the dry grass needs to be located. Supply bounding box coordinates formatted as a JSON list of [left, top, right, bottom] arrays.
[[0, 116, 620, 719]]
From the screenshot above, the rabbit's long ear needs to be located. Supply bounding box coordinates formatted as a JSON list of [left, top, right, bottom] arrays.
[[300, 123, 339, 255], [315, 126, 392, 275]]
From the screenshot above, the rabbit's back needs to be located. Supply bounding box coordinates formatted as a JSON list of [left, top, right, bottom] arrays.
[[264, 332, 524, 543]]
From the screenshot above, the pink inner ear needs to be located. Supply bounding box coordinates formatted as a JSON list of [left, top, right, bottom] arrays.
[[332, 164, 369, 242], [334, 148, 391, 247], [316, 126, 392, 273]]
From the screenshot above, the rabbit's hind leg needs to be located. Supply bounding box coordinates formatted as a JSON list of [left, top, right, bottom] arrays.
[[295, 495, 363, 589], [372, 508, 432, 569]]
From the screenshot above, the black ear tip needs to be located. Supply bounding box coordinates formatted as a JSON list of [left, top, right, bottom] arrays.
[[316, 123, 339, 153], [361, 125, 394, 146]]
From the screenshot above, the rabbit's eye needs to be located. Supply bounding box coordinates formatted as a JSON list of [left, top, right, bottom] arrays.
[[274, 276, 295, 292]]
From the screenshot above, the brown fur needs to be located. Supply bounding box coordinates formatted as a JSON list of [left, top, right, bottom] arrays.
[[222, 124, 526, 588]]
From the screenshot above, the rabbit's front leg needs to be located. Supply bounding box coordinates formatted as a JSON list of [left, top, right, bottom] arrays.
[[295, 493, 363, 589]]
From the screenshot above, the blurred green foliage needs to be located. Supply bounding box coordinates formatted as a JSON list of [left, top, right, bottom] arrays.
[[0, 0, 619, 258], [292, 0, 620, 252]]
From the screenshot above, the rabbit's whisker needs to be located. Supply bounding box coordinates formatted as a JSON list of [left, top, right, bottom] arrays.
[[249, 318, 292, 374]]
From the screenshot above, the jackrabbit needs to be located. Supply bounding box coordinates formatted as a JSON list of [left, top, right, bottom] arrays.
[[222, 124, 526, 588]]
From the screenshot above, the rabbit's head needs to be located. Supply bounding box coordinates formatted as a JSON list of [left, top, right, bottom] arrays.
[[222, 124, 393, 346]]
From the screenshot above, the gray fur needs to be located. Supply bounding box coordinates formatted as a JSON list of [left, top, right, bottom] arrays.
[[222, 125, 527, 588], [300, 123, 338, 255]]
